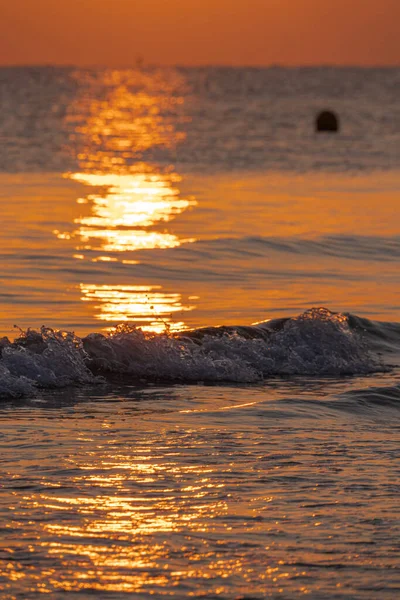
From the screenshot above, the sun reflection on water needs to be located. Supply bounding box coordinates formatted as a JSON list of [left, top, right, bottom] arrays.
[[66, 68, 188, 171], [61, 68, 195, 254], [80, 283, 194, 332], [69, 171, 196, 252], [10, 448, 230, 595], [53, 69, 198, 333]]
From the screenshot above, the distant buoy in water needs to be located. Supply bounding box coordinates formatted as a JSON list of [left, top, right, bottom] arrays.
[[316, 110, 339, 133]]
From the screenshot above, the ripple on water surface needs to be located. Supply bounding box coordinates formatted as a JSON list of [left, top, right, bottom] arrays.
[[0, 381, 399, 599]]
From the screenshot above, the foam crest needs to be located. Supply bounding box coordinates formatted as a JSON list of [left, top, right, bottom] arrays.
[[83, 326, 261, 383], [0, 327, 98, 399], [0, 362, 37, 400], [0, 309, 391, 400], [84, 308, 383, 381], [263, 307, 380, 376]]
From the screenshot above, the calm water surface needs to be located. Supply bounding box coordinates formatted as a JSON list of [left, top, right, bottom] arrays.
[[0, 67, 399, 598], [0, 67, 399, 334]]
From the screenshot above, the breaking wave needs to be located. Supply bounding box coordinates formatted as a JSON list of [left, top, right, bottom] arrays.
[[0, 308, 399, 400]]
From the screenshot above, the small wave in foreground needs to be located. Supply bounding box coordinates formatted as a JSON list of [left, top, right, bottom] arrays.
[[1, 308, 398, 400]]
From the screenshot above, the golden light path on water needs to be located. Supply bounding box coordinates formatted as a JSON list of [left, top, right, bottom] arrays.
[[80, 284, 195, 333], [11, 444, 242, 595], [65, 170, 197, 332], [53, 69, 198, 333], [70, 171, 196, 252], [66, 69, 187, 169]]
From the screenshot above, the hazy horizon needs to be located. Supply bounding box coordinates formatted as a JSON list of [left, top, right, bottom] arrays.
[[1, 62, 399, 69]]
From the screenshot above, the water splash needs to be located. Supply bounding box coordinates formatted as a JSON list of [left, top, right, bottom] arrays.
[[0, 309, 392, 400]]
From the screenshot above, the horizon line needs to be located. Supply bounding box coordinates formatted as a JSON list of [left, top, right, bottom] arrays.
[[1, 62, 400, 70]]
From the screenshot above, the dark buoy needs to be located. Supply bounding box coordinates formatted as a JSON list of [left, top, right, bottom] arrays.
[[316, 110, 339, 133]]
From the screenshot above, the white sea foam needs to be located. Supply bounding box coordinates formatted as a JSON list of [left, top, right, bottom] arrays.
[[0, 327, 99, 400], [0, 308, 389, 400], [84, 308, 385, 380], [0, 362, 37, 399]]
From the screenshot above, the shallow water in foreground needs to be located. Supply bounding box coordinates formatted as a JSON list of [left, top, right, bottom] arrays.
[[1, 377, 399, 599]]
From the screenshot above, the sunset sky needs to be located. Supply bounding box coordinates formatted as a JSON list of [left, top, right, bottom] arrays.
[[1, 0, 399, 66]]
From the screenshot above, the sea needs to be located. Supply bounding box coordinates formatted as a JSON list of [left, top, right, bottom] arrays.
[[0, 66, 399, 599]]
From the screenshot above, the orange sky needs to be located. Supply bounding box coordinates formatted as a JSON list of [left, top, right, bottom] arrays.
[[1, 0, 399, 66]]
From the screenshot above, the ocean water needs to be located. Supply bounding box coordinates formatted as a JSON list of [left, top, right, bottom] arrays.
[[0, 67, 399, 599]]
